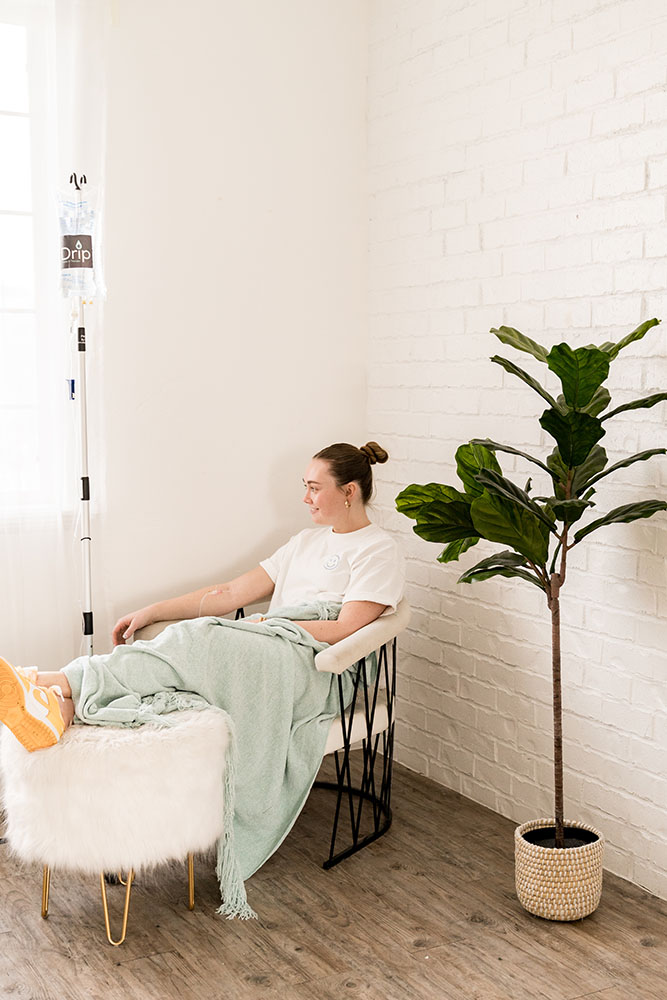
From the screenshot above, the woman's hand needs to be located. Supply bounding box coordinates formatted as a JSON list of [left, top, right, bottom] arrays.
[[112, 606, 155, 646]]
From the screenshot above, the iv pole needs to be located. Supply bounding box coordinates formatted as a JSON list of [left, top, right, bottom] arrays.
[[68, 172, 94, 655]]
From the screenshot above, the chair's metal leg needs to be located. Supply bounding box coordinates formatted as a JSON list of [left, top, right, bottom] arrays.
[[316, 638, 397, 869], [187, 852, 195, 910], [100, 869, 134, 947], [41, 865, 50, 918]]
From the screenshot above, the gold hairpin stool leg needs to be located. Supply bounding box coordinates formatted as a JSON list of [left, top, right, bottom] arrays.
[[100, 869, 134, 947], [187, 852, 195, 910], [41, 865, 50, 918]]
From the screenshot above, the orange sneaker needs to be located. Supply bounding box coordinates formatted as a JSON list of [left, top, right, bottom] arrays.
[[0, 656, 65, 752], [16, 665, 39, 685]]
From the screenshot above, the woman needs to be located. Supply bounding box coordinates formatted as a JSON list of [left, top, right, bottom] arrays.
[[0, 441, 405, 754]]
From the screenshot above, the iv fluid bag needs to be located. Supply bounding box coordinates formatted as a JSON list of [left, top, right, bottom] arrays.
[[59, 186, 106, 299]]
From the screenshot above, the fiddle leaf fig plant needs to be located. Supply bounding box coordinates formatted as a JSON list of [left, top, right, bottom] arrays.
[[396, 319, 667, 848]]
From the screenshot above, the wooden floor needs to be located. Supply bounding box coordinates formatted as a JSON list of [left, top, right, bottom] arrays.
[[1, 756, 665, 1000]]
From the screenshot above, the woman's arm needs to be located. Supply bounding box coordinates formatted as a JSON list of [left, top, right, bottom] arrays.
[[294, 600, 387, 645], [112, 565, 275, 645]]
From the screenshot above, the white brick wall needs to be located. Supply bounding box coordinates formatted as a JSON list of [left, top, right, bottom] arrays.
[[368, 0, 667, 899]]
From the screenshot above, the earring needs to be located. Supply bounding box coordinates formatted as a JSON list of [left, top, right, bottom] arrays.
[[344, 500, 350, 508]]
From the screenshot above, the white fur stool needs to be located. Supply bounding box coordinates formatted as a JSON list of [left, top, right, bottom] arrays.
[[0, 708, 229, 945]]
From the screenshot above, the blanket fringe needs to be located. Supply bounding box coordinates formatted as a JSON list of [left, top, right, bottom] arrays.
[[118, 694, 256, 917], [215, 711, 258, 920]]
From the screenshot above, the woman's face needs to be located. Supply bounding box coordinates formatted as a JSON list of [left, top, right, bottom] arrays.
[[302, 459, 350, 527]]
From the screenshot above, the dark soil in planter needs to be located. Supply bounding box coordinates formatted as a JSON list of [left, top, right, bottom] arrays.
[[522, 826, 600, 850]]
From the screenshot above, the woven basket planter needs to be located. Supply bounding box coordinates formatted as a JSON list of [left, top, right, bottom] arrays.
[[515, 818, 604, 921]]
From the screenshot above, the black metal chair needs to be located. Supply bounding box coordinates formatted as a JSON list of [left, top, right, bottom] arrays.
[[237, 599, 411, 868]]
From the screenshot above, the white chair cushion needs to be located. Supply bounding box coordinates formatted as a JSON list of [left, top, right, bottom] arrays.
[[314, 598, 411, 674]]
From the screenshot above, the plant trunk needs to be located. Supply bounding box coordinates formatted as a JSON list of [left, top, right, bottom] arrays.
[[550, 575, 564, 848]]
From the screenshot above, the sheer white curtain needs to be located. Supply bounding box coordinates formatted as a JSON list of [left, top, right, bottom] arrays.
[[0, 0, 108, 668]]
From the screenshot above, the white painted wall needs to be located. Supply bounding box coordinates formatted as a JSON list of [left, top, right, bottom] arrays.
[[367, 0, 667, 898], [92, 0, 369, 640]]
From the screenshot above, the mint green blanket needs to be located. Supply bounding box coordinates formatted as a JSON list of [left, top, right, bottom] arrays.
[[62, 602, 355, 919]]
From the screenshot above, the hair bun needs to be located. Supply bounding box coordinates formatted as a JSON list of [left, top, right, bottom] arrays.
[[359, 441, 389, 465]]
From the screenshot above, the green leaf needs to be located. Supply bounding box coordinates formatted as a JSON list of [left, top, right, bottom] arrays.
[[571, 445, 608, 495], [411, 498, 478, 544], [470, 491, 550, 565], [475, 468, 558, 534], [598, 318, 660, 360], [584, 449, 667, 490], [396, 483, 469, 519], [545, 497, 593, 525], [546, 448, 569, 497], [471, 438, 556, 480], [490, 326, 549, 363], [547, 444, 608, 498], [539, 408, 606, 468], [601, 392, 667, 423], [548, 539, 563, 577], [396, 482, 483, 546], [460, 566, 547, 590], [458, 551, 546, 591], [413, 520, 474, 544], [455, 442, 502, 498], [437, 536, 480, 564], [584, 386, 611, 417], [462, 549, 526, 570], [556, 390, 611, 417], [573, 500, 667, 544], [491, 355, 561, 409], [547, 344, 610, 409]]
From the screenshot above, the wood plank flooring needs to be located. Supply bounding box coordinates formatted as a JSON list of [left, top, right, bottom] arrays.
[[1, 755, 665, 1000]]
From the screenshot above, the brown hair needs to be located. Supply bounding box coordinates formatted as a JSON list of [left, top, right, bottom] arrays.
[[313, 441, 389, 505]]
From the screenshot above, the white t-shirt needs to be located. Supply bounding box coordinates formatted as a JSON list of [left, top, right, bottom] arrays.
[[260, 523, 405, 616]]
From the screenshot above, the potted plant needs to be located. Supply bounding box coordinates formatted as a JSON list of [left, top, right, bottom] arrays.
[[396, 319, 667, 920]]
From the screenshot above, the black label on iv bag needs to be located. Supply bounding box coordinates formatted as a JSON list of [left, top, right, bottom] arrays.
[[62, 234, 93, 268]]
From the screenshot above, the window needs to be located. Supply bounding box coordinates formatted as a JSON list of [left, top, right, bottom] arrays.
[[0, 1, 67, 511]]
